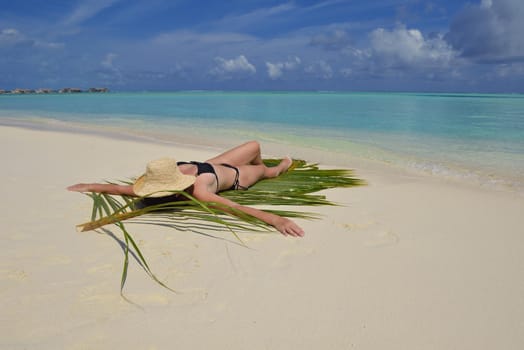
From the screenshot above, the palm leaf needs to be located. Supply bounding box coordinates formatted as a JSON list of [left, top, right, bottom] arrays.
[[223, 159, 363, 205], [77, 159, 363, 296]]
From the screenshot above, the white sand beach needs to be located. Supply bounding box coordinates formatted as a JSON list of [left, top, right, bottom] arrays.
[[1, 124, 524, 350]]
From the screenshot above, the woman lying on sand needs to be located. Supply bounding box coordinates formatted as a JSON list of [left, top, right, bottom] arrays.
[[67, 141, 304, 237]]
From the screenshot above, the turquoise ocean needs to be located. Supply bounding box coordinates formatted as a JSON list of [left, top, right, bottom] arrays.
[[1, 92, 523, 193]]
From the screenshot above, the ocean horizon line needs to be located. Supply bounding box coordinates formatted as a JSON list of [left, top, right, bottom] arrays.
[[2, 88, 523, 97]]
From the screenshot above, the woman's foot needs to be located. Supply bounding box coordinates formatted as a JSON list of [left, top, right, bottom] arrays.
[[271, 157, 293, 177], [281, 156, 293, 172]]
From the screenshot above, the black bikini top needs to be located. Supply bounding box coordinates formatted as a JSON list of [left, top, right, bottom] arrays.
[[177, 161, 247, 192], [177, 161, 216, 176]]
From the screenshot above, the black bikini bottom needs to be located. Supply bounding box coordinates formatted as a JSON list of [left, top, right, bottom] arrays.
[[220, 163, 248, 191]]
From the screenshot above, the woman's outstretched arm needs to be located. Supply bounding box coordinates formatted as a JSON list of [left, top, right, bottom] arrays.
[[192, 186, 304, 237], [67, 183, 136, 196]]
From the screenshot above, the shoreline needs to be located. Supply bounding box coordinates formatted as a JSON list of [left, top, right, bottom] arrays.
[[2, 116, 523, 197], [1, 125, 524, 349]]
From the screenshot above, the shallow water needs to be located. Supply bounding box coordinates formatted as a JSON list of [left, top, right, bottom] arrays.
[[1, 91, 523, 192]]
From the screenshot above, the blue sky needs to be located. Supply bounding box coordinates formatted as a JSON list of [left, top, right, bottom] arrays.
[[1, 0, 523, 92]]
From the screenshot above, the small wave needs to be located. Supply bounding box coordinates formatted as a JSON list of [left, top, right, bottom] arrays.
[[405, 159, 524, 195]]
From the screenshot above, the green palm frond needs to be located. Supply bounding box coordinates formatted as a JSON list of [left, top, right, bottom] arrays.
[[77, 159, 364, 296], [223, 159, 364, 206]]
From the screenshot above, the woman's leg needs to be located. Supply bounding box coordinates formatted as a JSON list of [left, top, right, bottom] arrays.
[[206, 140, 263, 166], [236, 157, 292, 188], [208, 141, 292, 188]]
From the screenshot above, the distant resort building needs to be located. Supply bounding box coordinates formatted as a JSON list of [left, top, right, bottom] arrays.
[[36, 89, 57, 94], [11, 88, 35, 94], [88, 87, 109, 93], [58, 88, 83, 93], [0, 87, 109, 94]]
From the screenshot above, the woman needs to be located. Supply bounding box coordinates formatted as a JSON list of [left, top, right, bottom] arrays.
[[67, 141, 304, 237]]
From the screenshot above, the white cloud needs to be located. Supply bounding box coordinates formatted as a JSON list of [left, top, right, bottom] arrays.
[[494, 62, 524, 77], [35, 41, 64, 49], [210, 55, 256, 78], [480, 0, 493, 9], [1, 28, 19, 36], [98, 52, 124, 85], [446, 0, 524, 62], [0, 27, 63, 49], [0, 28, 28, 47], [370, 26, 456, 67], [209, 3, 296, 32], [153, 31, 255, 46], [64, 0, 121, 26], [310, 29, 353, 51], [305, 60, 333, 79], [265, 56, 301, 79], [101, 53, 118, 69]]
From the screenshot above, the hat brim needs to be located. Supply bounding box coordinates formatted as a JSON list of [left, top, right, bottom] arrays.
[[133, 174, 196, 198]]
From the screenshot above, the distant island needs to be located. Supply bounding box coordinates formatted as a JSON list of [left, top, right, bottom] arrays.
[[0, 87, 109, 94]]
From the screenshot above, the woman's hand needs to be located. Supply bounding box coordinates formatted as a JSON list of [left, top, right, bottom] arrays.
[[274, 217, 305, 237], [67, 183, 91, 192]]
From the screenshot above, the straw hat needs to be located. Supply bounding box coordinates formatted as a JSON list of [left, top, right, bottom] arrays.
[[133, 158, 196, 197]]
